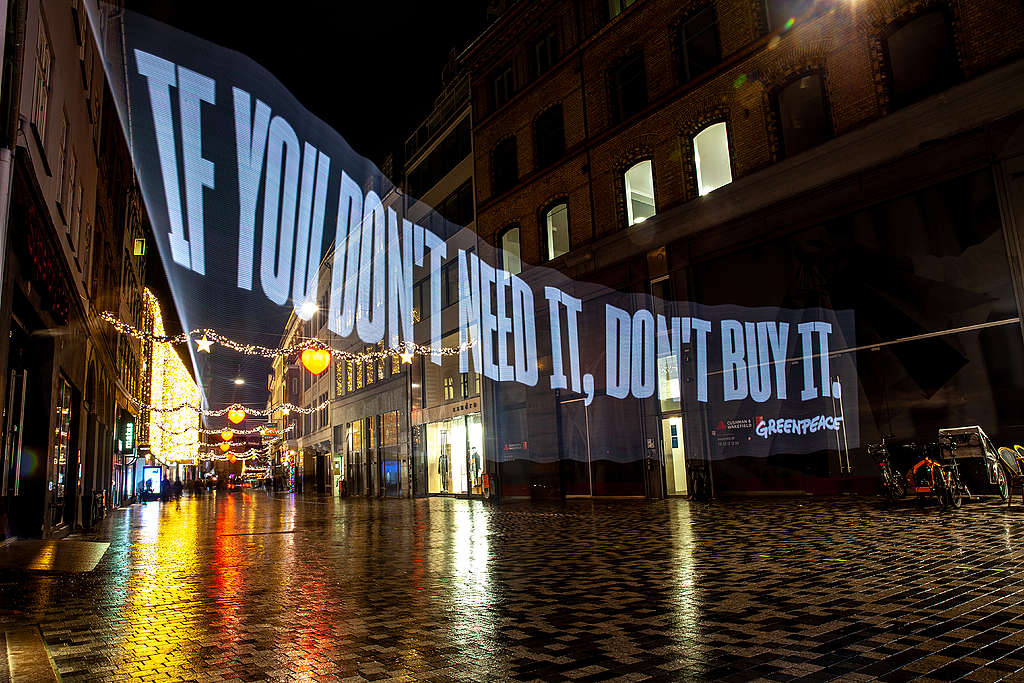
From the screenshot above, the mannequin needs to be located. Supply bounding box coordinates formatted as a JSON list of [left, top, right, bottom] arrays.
[[438, 443, 450, 493], [470, 447, 481, 489]]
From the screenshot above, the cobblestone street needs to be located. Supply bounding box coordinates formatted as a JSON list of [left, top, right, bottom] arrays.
[[3, 494, 1024, 681]]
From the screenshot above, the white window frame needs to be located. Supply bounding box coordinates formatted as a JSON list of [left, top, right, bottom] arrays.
[[544, 203, 570, 261], [32, 23, 54, 144], [624, 160, 656, 226], [57, 114, 70, 213], [500, 226, 522, 276], [693, 122, 733, 196]]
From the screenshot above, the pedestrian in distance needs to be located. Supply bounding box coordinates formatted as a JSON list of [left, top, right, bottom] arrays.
[[174, 479, 183, 500]]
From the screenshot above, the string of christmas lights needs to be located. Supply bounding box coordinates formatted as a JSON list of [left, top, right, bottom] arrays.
[[126, 394, 332, 417], [150, 422, 296, 437], [101, 311, 471, 360]]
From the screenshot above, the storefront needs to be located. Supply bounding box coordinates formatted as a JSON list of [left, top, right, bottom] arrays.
[[416, 398, 485, 497]]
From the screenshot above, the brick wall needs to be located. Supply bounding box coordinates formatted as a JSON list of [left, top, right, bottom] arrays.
[[464, 0, 1024, 272]]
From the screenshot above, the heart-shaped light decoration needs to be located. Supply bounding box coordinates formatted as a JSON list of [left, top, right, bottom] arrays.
[[220, 430, 233, 441], [301, 348, 331, 375], [227, 407, 246, 424], [228, 453, 236, 463], [219, 442, 231, 452]]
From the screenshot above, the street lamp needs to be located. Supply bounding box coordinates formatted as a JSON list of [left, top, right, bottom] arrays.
[[233, 378, 245, 385]]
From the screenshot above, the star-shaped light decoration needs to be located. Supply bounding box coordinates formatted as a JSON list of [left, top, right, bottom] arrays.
[[400, 351, 415, 365], [195, 334, 213, 353]]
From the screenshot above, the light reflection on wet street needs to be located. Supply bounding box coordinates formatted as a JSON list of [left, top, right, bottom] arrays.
[[2, 494, 1024, 681]]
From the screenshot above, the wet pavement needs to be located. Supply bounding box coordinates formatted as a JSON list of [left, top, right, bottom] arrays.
[[2, 493, 1024, 682]]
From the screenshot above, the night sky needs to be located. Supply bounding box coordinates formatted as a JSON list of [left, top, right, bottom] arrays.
[[131, 0, 493, 366], [129, 0, 493, 166]]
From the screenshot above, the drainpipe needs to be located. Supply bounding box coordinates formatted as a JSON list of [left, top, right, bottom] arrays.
[[0, 0, 27, 292]]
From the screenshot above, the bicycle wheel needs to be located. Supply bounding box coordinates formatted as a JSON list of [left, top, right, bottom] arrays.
[[934, 468, 948, 510], [996, 465, 1009, 502], [947, 469, 963, 509]]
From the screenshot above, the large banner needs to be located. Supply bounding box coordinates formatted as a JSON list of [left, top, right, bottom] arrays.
[[88, 4, 858, 459]]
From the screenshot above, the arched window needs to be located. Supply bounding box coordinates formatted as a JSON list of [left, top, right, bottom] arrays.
[[692, 122, 732, 196], [624, 160, 655, 226], [775, 74, 831, 158], [492, 137, 518, 195], [535, 105, 565, 169], [499, 225, 522, 275], [886, 10, 959, 109], [542, 203, 570, 261]]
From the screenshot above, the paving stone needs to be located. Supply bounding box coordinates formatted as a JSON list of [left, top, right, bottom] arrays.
[[2, 494, 1024, 681]]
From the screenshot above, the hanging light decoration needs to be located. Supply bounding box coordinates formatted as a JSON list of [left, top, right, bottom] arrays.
[[228, 453, 237, 463], [219, 442, 231, 452], [227, 407, 246, 424], [300, 347, 331, 375], [220, 430, 234, 441], [100, 311, 471, 360]]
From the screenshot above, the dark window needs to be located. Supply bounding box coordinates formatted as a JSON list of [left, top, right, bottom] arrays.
[[677, 6, 720, 83], [764, 0, 812, 32], [886, 10, 959, 109], [438, 180, 474, 227], [775, 74, 831, 157], [609, 52, 647, 124], [534, 105, 565, 169], [413, 278, 429, 323], [490, 63, 515, 111], [441, 259, 460, 309], [492, 137, 518, 195], [532, 29, 559, 77], [406, 118, 472, 198]]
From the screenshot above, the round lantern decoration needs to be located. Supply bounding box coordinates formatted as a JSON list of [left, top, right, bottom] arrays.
[[220, 430, 234, 441], [227, 407, 246, 424], [300, 347, 331, 375], [219, 442, 231, 452]]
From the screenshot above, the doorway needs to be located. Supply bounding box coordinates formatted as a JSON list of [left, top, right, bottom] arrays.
[[661, 415, 688, 496]]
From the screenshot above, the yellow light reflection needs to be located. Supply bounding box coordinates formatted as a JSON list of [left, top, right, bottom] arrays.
[[114, 500, 207, 675]]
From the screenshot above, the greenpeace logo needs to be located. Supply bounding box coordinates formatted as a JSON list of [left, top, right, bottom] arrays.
[[755, 415, 843, 439]]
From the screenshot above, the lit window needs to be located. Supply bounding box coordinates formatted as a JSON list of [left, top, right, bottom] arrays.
[[776, 74, 831, 158], [543, 203, 570, 261], [608, 0, 637, 20], [693, 122, 732, 195], [443, 376, 454, 401], [499, 226, 522, 275], [624, 160, 655, 226]]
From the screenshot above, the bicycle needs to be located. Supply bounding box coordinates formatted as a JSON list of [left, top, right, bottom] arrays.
[[867, 439, 906, 502]]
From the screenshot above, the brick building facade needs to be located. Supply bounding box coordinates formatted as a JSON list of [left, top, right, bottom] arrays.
[[460, 0, 1024, 497]]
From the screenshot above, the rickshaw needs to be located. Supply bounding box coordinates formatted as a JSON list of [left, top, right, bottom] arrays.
[[995, 445, 1024, 507], [938, 426, 1007, 501]]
